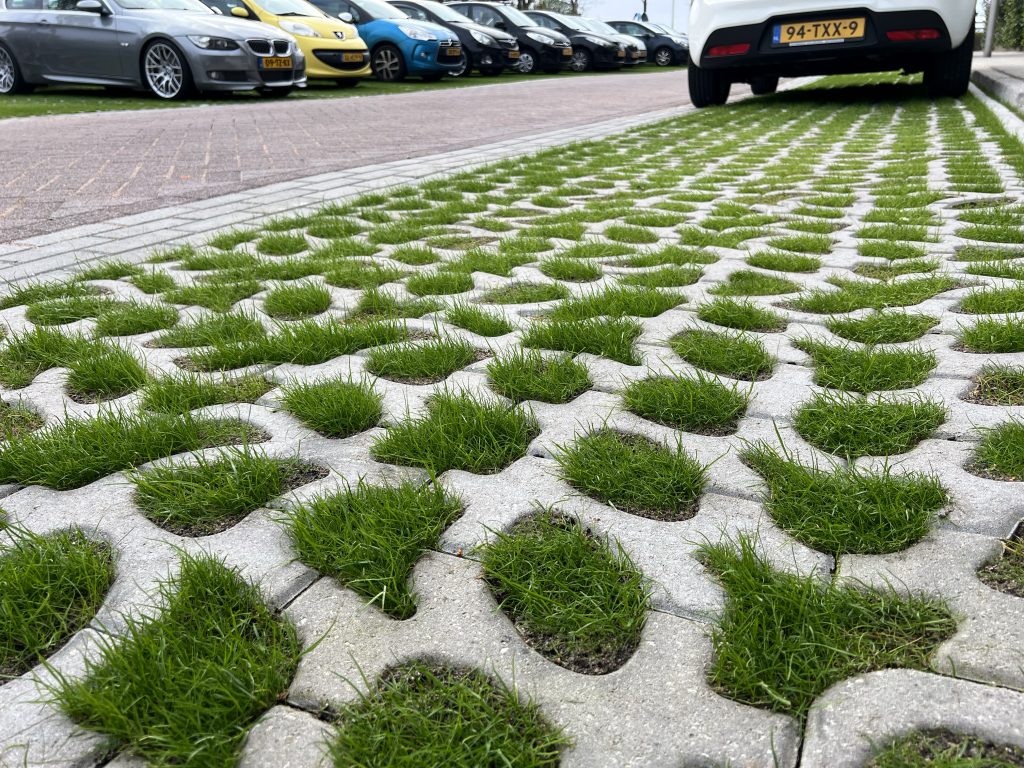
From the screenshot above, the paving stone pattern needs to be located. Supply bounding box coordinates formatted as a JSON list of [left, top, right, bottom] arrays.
[[2, 76, 1024, 767]]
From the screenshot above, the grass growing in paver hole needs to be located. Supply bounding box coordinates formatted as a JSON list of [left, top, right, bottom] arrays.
[[790, 276, 958, 314], [388, 245, 438, 266], [94, 301, 179, 338], [826, 311, 937, 344], [280, 378, 382, 438], [324, 261, 405, 290], [969, 420, 1024, 482], [405, 271, 474, 297], [699, 535, 956, 722], [65, 345, 148, 404], [746, 251, 822, 273], [859, 241, 928, 261], [53, 553, 299, 768], [550, 285, 684, 321], [854, 259, 939, 281], [965, 260, 1024, 281], [539, 256, 603, 282], [366, 337, 481, 385], [75, 260, 142, 281], [487, 350, 591, 404], [960, 285, 1024, 315], [0, 411, 264, 491], [0, 399, 44, 441], [618, 265, 702, 288], [966, 365, 1024, 406], [349, 289, 439, 321], [444, 303, 513, 337], [869, 730, 1024, 767], [794, 392, 945, 458], [256, 233, 308, 256], [150, 311, 266, 349], [795, 339, 937, 393], [141, 373, 272, 415], [262, 281, 332, 320], [286, 480, 461, 618], [978, 536, 1024, 599], [958, 317, 1024, 353], [482, 282, 569, 305], [710, 270, 802, 297], [624, 371, 750, 435], [696, 298, 787, 333], [163, 280, 262, 313], [481, 512, 649, 675], [743, 442, 946, 555], [0, 279, 101, 310], [1, 528, 114, 679], [130, 448, 326, 536], [555, 430, 706, 521], [372, 391, 538, 475], [329, 661, 569, 768], [444, 249, 531, 277], [765, 234, 832, 255], [671, 329, 776, 381]]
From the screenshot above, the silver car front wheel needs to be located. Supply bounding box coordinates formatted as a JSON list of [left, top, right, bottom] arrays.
[[144, 42, 189, 99], [654, 47, 674, 66], [372, 45, 406, 81], [0, 47, 16, 94], [517, 50, 536, 74]]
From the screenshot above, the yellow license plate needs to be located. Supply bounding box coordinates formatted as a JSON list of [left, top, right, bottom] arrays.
[[446, 46, 462, 56], [773, 17, 865, 45], [261, 56, 292, 69], [562, 47, 572, 56], [616, 49, 625, 56], [508, 50, 520, 58], [631, 51, 640, 58], [342, 52, 364, 62]]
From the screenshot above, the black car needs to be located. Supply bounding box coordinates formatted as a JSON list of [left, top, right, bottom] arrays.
[[449, 1, 572, 74], [390, 0, 518, 76], [525, 10, 625, 72], [607, 19, 688, 66], [578, 17, 647, 66]]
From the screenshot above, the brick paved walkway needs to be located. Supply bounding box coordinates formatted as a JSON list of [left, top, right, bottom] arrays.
[[0, 70, 691, 244]]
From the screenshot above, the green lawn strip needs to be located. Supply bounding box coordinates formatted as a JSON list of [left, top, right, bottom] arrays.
[[487, 350, 591, 404], [522, 317, 643, 366], [1, 528, 114, 679], [53, 553, 299, 767], [286, 480, 461, 618], [671, 329, 776, 381], [868, 730, 1024, 767], [0, 411, 264, 490], [0, 401, 44, 441], [965, 365, 1024, 406], [795, 339, 936, 393], [555, 430, 706, 521], [280, 378, 382, 438], [366, 337, 481, 385], [329, 661, 569, 767], [826, 312, 937, 344], [743, 443, 946, 555], [624, 370, 750, 435], [480, 512, 649, 674], [794, 392, 945, 458], [970, 420, 1024, 482], [130, 448, 325, 536], [372, 391, 538, 474], [140, 374, 273, 415], [699, 536, 956, 722]]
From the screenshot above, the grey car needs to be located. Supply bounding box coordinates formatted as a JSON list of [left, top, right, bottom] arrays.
[[0, 0, 306, 99]]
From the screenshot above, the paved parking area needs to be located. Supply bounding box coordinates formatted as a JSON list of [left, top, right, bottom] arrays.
[[0, 70, 691, 245]]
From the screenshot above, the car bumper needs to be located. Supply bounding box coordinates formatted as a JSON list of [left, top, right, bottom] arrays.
[[308, 47, 371, 79], [592, 45, 626, 68], [697, 8, 956, 75], [407, 41, 464, 73], [622, 49, 646, 65], [184, 44, 307, 91], [538, 45, 573, 69]]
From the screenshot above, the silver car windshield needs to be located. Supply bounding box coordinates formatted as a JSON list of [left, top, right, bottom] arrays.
[[497, 4, 534, 26], [114, 0, 213, 10], [358, 0, 406, 19], [580, 18, 618, 35], [423, 0, 469, 22], [260, 0, 324, 16]]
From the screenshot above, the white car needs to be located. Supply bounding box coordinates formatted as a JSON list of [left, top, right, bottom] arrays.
[[687, 0, 976, 107]]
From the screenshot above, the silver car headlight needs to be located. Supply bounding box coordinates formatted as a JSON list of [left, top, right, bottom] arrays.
[[279, 20, 321, 38], [526, 31, 554, 45], [470, 29, 495, 45], [399, 24, 437, 41], [584, 34, 611, 46], [188, 35, 240, 50]]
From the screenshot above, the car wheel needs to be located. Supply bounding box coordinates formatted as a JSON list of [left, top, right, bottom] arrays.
[[335, 79, 360, 88], [0, 44, 33, 95], [372, 44, 406, 82], [516, 47, 537, 74], [450, 51, 471, 77], [143, 40, 195, 100], [750, 75, 778, 95], [259, 87, 293, 98], [569, 48, 591, 72], [653, 46, 674, 66], [688, 59, 730, 107], [924, 35, 973, 98]]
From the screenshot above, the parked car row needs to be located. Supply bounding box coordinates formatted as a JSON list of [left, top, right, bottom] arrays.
[[0, 0, 688, 98]]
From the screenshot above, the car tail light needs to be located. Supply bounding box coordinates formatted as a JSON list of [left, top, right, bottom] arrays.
[[707, 42, 750, 57], [886, 28, 941, 41]]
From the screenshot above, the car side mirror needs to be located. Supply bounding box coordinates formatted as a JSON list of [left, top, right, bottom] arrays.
[[230, 6, 249, 17], [494, 20, 506, 30], [76, 0, 107, 13], [338, 11, 354, 22]]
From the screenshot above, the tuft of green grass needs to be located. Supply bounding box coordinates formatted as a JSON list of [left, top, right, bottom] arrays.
[[141, 374, 272, 415], [868, 730, 1024, 767], [747, 251, 822, 273], [53, 553, 300, 768], [790, 276, 957, 314], [624, 370, 750, 435], [372, 391, 538, 475], [699, 535, 956, 722], [710, 270, 802, 297], [965, 260, 1024, 281], [405, 271, 474, 297], [971, 420, 1024, 481], [131, 270, 178, 295], [0, 280, 100, 311], [978, 538, 1024, 599], [151, 310, 266, 349], [550, 285, 683, 321], [163, 280, 262, 313], [1, 528, 114, 679], [324, 261, 404, 290], [349, 289, 438, 321], [958, 317, 1024, 353], [539, 257, 602, 282], [796, 339, 937, 393], [0, 401, 44, 441], [859, 241, 928, 261], [743, 442, 946, 555], [93, 301, 179, 338], [697, 298, 787, 333], [482, 282, 569, 305], [388, 245, 438, 266], [522, 317, 642, 366], [555, 430, 706, 521], [481, 512, 649, 674], [286, 480, 461, 618], [280, 378, 382, 438], [603, 224, 660, 244], [618, 265, 702, 288], [444, 249, 531, 277], [366, 337, 480, 385], [966, 364, 1024, 406], [329, 661, 568, 767], [65, 345, 148, 403], [826, 311, 937, 344], [487, 350, 590, 404], [960, 285, 1024, 315], [854, 259, 938, 281], [75, 260, 142, 281], [257, 233, 308, 256], [671, 329, 775, 381], [444, 303, 513, 337], [306, 218, 364, 240], [0, 411, 263, 490], [262, 281, 331, 320], [794, 392, 945, 458], [24, 295, 113, 326], [0, 327, 96, 389]]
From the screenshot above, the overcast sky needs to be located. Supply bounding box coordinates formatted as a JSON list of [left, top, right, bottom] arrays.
[[583, 0, 690, 33]]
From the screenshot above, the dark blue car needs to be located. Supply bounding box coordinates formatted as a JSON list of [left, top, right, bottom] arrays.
[[307, 0, 462, 80]]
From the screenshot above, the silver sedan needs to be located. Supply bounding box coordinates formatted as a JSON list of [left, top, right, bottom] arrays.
[[0, 0, 306, 99]]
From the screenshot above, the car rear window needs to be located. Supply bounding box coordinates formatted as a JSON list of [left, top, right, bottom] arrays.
[[4, 0, 43, 8]]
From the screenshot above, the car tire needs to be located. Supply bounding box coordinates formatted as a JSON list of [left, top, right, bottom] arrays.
[[653, 46, 675, 66], [259, 87, 293, 98], [517, 47, 538, 74], [0, 43, 33, 95], [924, 34, 973, 98], [335, 79, 360, 88], [569, 48, 591, 72], [142, 40, 196, 100], [450, 51, 471, 77], [688, 59, 730, 107], [750, 75, 778, 95], [372, 44, 407, 82]]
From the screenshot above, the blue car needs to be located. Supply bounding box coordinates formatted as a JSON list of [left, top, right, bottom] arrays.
[[306, 0, 462, 80]]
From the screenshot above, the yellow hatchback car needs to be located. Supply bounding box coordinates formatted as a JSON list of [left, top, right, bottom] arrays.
[[205, 0, 372, 85]]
